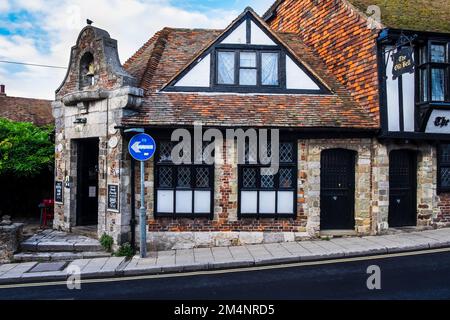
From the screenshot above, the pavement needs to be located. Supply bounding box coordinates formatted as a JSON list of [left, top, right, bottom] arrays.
[[1, 228, 450, 285]]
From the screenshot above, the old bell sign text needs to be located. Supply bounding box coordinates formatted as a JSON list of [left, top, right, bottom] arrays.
[[392, 47, 414, 80]]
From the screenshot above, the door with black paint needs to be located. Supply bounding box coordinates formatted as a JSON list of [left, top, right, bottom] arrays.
[[77, 138, 99, 226], [320, 149, 356, 230], [389, 150, 417, 227]]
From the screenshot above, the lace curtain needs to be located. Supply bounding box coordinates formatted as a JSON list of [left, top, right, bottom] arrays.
[[262, 52, 279, 85], [218, 52, 235, 84]]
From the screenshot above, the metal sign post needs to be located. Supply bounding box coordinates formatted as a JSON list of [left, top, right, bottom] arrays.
[[128, 133, 156, 258]]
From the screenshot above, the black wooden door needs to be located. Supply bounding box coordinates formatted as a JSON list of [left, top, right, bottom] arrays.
[[389, 150, 417, 227], [77, 139, 99, 226], [320, 149, 356, 230]]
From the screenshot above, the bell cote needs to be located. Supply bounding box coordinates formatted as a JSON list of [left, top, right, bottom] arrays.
[[56, 22, 137, 106]]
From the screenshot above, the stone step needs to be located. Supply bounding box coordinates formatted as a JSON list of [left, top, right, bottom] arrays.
[[20, 241, 104, 253], [13, 251, 111, 263]]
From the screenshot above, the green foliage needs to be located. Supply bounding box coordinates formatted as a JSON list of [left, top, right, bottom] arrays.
[[100, 233, 114, 252], [0, 118, 54, 177], [114, 243, 134, 259]]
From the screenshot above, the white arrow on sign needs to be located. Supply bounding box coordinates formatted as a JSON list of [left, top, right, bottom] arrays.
[[131, 141, 154, 154]]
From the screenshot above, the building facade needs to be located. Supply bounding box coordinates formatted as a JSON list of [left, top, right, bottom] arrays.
[[52, 1, 450, 250]]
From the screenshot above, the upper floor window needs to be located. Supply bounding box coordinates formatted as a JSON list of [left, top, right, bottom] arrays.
[[216, 50, 280, 87], [419, 42, 450, 103]]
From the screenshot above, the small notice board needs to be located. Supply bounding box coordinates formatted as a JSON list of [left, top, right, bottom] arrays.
[[108, 184, 119, 211]]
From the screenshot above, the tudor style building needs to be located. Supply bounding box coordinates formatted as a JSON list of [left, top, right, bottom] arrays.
[[52, 1, 450, 250], [264, 0, 450, 229]]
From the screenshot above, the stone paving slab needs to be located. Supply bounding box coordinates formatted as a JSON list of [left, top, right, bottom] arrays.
[[2, 228, 450, 285]]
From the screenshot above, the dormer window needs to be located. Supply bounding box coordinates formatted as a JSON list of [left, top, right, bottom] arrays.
[[165, 9, 327, 94], [216, 50, 280, 87]]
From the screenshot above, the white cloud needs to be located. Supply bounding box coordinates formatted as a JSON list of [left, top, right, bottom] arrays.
[[0, 0, 275, 99]]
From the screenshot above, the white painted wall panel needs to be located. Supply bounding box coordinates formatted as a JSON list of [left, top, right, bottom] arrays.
[[241, 191, 258, 214], [277, 191, 294, 214], [386, 49, 400, 131], [259, 191, 276, 214], [157, 190, 174, 213], [250, 21, 275, 46], [286, 56, 320, 90], [194, 191, 211, 214], [221, 21, 247, 44], [174, 54, 211, 87], [176, 191, 193, 213], [402, 71, 415, 132]]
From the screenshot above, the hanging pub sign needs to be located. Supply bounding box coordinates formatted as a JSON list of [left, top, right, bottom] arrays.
[[392, 47, 415, 79], [55, 181, 64, 203], [107, 184, 119, 211]]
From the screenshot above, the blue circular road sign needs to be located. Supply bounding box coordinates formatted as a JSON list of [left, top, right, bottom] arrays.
[[128, 133, 156, 162]]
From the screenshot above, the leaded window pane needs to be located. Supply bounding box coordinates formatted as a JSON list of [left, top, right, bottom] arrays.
[[431, 68, 445, 101], [159, 142, 173, 162], [240, 52, 256, 68], [245, 141, 258, 163], [177, 167, 191, 188], [218, 52, 235, 84], [242, 168, 257, 188], [280, 143, 294, 163], [431, 44, 446, 63], [261, 52, 279, 85], [420, 68, 429, 101], [196, 167, 210, 188], [279, 168, 294, 189], [441, 144, 450, 164], [261, 168, 275, 189], [158, 167, 173, 188], [240, 69, 257, 85], [441, 167, 450, 188]]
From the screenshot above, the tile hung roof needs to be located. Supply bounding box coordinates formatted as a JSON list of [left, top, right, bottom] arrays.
[[264, 0, 450, 34], [122, 10, 377, 130], [0, 94, 53, 126]]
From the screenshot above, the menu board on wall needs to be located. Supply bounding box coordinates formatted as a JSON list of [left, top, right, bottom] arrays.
[[55, 181, 64, 203], [108, 184, 119, 211]]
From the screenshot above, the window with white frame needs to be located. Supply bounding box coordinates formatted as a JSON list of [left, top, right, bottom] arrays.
[[238, 141, 296, 218], [155, 141, 214, 218]]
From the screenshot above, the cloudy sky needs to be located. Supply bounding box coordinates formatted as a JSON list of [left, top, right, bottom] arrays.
[[0, 0, 274, 100]]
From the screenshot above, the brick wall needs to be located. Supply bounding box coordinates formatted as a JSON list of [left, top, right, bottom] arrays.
[[267, 0, 380, 123], [437, 193, 450, 227]]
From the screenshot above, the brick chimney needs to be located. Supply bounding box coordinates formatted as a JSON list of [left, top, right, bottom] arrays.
[[0, 84, 5, 96]]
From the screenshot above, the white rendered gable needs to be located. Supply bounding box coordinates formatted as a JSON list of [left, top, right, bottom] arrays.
[[174, 54, 211, 87], [221, 21, 247, 44], [250, 21, 275, 45], [285, 56, 320, 90]]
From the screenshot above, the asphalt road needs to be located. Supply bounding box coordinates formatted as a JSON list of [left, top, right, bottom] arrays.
[[1, 250, 450, 300]]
